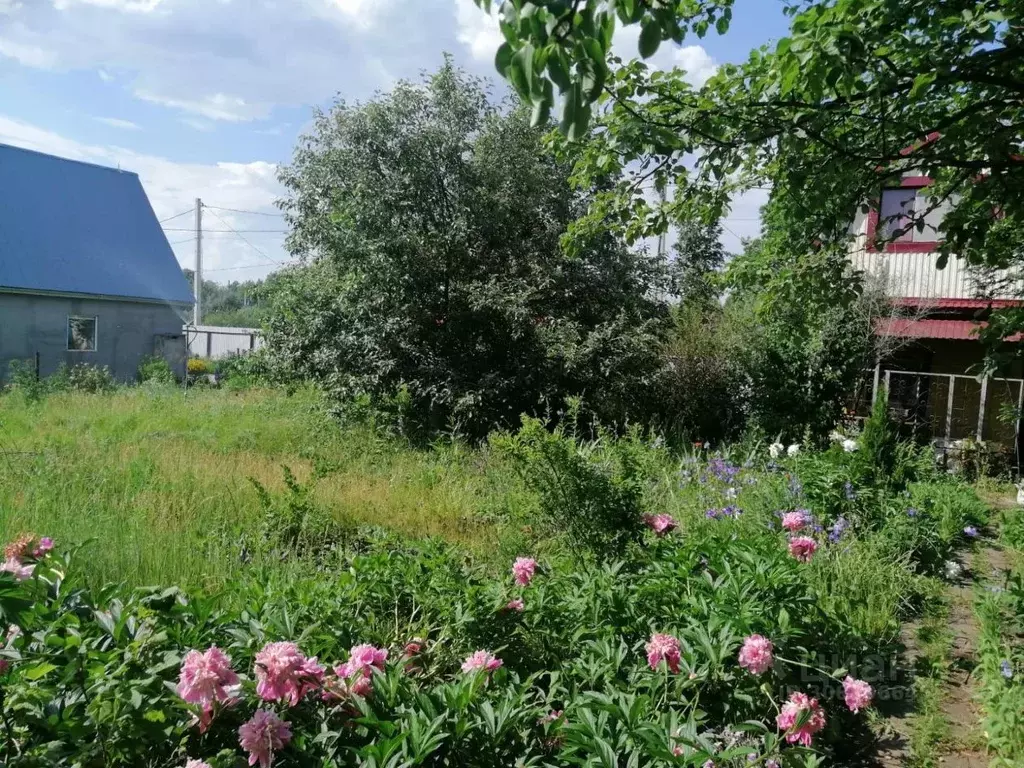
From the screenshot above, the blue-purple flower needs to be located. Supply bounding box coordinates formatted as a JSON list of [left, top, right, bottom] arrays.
[[828, 517, 849, 543], [964, 526, 978, 538], [1000, 660, 1013, 679]]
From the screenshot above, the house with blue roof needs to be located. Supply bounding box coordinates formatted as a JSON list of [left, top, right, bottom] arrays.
[[0, 143, 194, 381]]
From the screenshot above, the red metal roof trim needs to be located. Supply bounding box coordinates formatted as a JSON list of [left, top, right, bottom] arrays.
[[890, 298, 1024, 310], [876, 317, 1022, 342]]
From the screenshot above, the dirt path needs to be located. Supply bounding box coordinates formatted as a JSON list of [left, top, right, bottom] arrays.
[[874, 506, 1013, 767]]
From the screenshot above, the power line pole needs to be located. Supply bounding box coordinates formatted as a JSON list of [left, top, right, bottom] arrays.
[[193, 197, 203, 326]]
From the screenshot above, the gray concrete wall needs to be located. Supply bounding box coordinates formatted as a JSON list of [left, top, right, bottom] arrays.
[[0, 293, 188, 382]]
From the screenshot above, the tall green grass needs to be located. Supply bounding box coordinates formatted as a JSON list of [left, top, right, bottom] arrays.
[[0, 387, 524, 588]]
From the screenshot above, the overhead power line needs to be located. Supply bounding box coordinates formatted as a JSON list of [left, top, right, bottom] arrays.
[[204, 207, 284, 266], [204, 259, 300, 273], [159, 208, 195, 224], [203, 205, 285, 217], [163, 227, 288, 233]]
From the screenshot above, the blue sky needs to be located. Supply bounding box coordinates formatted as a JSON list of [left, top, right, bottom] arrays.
[[0, 0, 790, 281]]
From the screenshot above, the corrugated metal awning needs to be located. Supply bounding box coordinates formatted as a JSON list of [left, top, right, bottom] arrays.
[[876, 318, 983, 340]]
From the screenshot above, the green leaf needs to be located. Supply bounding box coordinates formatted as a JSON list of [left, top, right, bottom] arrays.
[[638, 19, 661, 59], [24, 662, 57, 681], [494, 42, 514, 77], [532, 80, 554, 126], [909, 71, 936, 98]]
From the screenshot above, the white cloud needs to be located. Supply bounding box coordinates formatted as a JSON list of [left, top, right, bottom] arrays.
[[97, 67, 113, 81], [135, 89, 264, 122], [0, 0, 427, 123], [179, 117, 214, 132], [94, 115, 141, 130], [54, 0, 166, 12], [0, 114, 289, 281], [454, 0, 503, 63], [0, 36, 58, 68], [673, 45, 718, 87], [612, 25, 718, 87]]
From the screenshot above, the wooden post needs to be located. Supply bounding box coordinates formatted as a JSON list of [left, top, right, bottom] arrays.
[[872, 362, 881, 404], [945, 375, 955, 441], [977, 376, 989, 440], [206, 331, 212, 359], [883, 370, 891, 408]]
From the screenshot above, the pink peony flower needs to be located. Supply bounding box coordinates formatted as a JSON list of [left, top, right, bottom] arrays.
[[643, 513, 678, 536], [461, 650, 503, 674], [842, 675, 874, 713], [737, 634, 774, 675], [254, 642, 323, 706], [3, 534, 34, 562], [33, 537, 54, 558], [671, 744, 685, 756], [0, 558, 34, 582], [238, 709, 291, 768], [788, 536, 818, 563], [403, 639, 424, 658], [327, 643, 388, 700], [645, 633, 681, 674], [512, 557, 537, 586], [504, 598, 525, 613], [776, 691, 826, 746], [402, 639, 425, 674], [781, 511, 808, 532], [178, 646, 239, 729], [185, 761, 213, 768], [538, 709, 563, 725]]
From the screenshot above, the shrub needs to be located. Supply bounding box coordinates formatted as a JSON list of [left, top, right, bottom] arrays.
[[187, 357, 211, 376], [494, 416, 649, 561], [63, 363, 116, 393], [266, 61, 670, 440], [138, 354, 177, 385], [4, 359, 45, 402]]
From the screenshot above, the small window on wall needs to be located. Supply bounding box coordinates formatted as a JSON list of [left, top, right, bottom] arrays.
[[67, 316, 97, 351], [879, 188, 917, 242]]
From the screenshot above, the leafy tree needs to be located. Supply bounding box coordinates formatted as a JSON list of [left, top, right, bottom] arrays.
[[183, 269, 271, 327], [478, 0, 1024, 323], [670, 219, 725, 310], [268, 60, 670, 438]]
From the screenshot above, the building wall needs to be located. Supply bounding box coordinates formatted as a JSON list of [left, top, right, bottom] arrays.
[[848, 208, 1023, 301], [0, 292, 188, 382]]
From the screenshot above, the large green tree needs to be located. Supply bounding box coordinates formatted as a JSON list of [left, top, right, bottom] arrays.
[[269, 60, 669, 437], [478, 0, 1024, 317]]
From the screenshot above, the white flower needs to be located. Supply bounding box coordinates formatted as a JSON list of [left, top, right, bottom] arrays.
[[829, 431, 844, 443], [943, 560, 962, 580], [787, 444, 800, 457], [769, 442, 784, 458], [724, 487, 738, 500], [842, 439, 859, 453]]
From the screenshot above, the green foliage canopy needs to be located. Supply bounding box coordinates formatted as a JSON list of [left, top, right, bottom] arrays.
[[268, 60, 670, 437]]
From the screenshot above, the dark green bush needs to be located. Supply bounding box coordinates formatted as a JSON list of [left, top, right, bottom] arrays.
[[494, 416, 650, 561], [138, 355, 177, 385]]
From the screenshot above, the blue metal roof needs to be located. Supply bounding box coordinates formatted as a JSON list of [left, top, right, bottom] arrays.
[[0, 143, 194, 305]]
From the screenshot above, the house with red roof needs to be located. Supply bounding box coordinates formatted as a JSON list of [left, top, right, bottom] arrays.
[[848, 159, 1022, 453]]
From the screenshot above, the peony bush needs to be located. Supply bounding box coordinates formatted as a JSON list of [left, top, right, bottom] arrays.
[[0, 445, 986, 767]]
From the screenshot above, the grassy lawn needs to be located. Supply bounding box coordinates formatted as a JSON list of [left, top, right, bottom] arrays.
[[0, 387, 518, 588]]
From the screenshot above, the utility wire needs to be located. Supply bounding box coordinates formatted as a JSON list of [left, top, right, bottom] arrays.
[[204, 259, 300, 273], [204, 207, 284, 266], [162, 227, 288, 233], [203, 205, 285, 218], [168, 237, 196, 246], [159, 208, 194, 224]]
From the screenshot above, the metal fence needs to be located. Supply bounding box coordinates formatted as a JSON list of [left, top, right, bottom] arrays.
[[849, 367, 1024, 447], [184, 325, 262, 360]]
